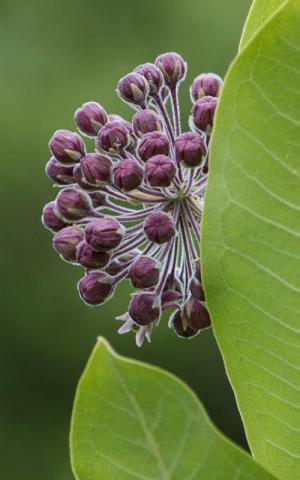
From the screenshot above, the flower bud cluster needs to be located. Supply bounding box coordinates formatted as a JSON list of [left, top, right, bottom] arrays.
[[42, 52, 222, 346]]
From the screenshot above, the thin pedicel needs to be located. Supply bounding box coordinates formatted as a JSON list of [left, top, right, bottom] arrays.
[[42, 52, 223, 346]]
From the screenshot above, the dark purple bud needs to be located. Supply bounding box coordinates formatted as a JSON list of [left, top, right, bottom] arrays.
[[182, 296, 211, 331], [80, 153, 112, 186], [161, 289, 182, 311], [42, 201, 68, 232], [128, 256, 160, 288], [175, 132, 207, 168], [160, 86, 169, 102], [145, 154, 176, 187], [144, 211, 176, 244], [113, 158, 143, 191], [52, 225, 84, 262], [56, 187, 93, 220], [105, 250, 141, 275], [194, 258, 202, 282], [73, 164, 97, 191], [78, 272, 114, 305], [189, 277, 205, 301], [190, 73, 223, 101], [49, 129, 85, 164], [85, 217, 125, 252], [134, 63, 164, 96], [137, 131, 169, 162], [164, 274, 182, 293], [169, 310, 198, 338], [88, 191, 107, 208], [76, 241, 111, 269], [117, 72, 149, 108], [74, 101, 108, 136], [132, 110, 161, 138], [192, 96, 218, 134], [129, 293, 161, 325], [96, 121, 130, 154], [155, 52, 186, 89], [45, 157, 74, 185]]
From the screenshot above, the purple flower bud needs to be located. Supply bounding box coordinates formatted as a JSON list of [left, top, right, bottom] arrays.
[[175, 132, 207, 168], [76, 241, 111, 269], [117, 72, 149, 108], [73, 165, 97, 191], [88, 191, 107, 208], [160, 85, 169, 102], [169, 310, 198, 338], [106, 250, 141, 275], [190, 73, 223, 101], [182, 296, 211, 331], [45, 157, 74, 185], [129, 292, 161, 325], [113, 158, 143, 191], [42, 201, 68, 232], [80, 153, 112, 186], [189, 277, 205, 301], [78, 272, 114, 305], [128, 256, 160, 288], [56, 187, 93, 220], [74, 101, 108, 136], [192, 96, 218, 134], [132, 110, 161, 137], [85, 217, 125, 252], [155, 52, 186, 89], [49, 130, 86, 164], [134, 63, 164, 96], [137, 131, 169, 162], [194, 258, 202, 282], [52, 225, 84, 262], [145, 154, 176, 187], [144, 211, 176, 244], [161, 289, 182, 310], [96, 121, 130, 154]]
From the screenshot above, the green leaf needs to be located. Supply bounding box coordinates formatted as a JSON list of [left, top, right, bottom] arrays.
[[202, 1, 300, 479], [70, 338, 275, 480], [239, 0, 286, 49]]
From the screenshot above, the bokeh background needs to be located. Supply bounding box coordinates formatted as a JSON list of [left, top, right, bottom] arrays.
[[1, 0, 252, 478]]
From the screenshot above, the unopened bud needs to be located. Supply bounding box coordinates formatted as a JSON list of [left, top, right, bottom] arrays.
[[192, 96, 218, 134], [56, 187, 93, 220], [106, 250, 141, 275], [113, 159, 143, 191], [49, 130, 85, 164], [76, 241, 111, 269], [80, 153, 112, 186], [97, 121, 130, 154], [190, 73, 222, 101], [45, 157, 74, 185], [74, 101, 108, 136], [42, 201, 68, 232], [117, 72, 149, 108], [135, 63, 164, 96], [169, 310, 198, 338], [144, 211, 176, 244], [88, 191, 107, 208], [128, 256, 160, 288], [145, 154, 176, 187], [137, 131, 169, 162], [155, 52, 186, 89], [189, 277, 205, 301], [175, 132, 207, 168], [52, 225, 84, 262], [132, 110, 161, 137], [182, 296, 210, 331], [73, 165, 97, 191], [85, 217, 125, 252], [129, 293, 161, 325], [78, 272, 114, 305]]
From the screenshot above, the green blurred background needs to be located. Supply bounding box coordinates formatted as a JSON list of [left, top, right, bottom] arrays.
[[1, 0, 252, 478]]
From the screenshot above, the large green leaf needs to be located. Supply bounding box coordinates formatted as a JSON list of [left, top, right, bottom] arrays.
[[239, 0, 286, 49], [202, 1, 300, 479], [70, 338, 275, 480]]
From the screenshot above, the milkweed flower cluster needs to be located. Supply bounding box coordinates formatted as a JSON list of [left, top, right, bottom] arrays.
[[42, 52, 222, 346]]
